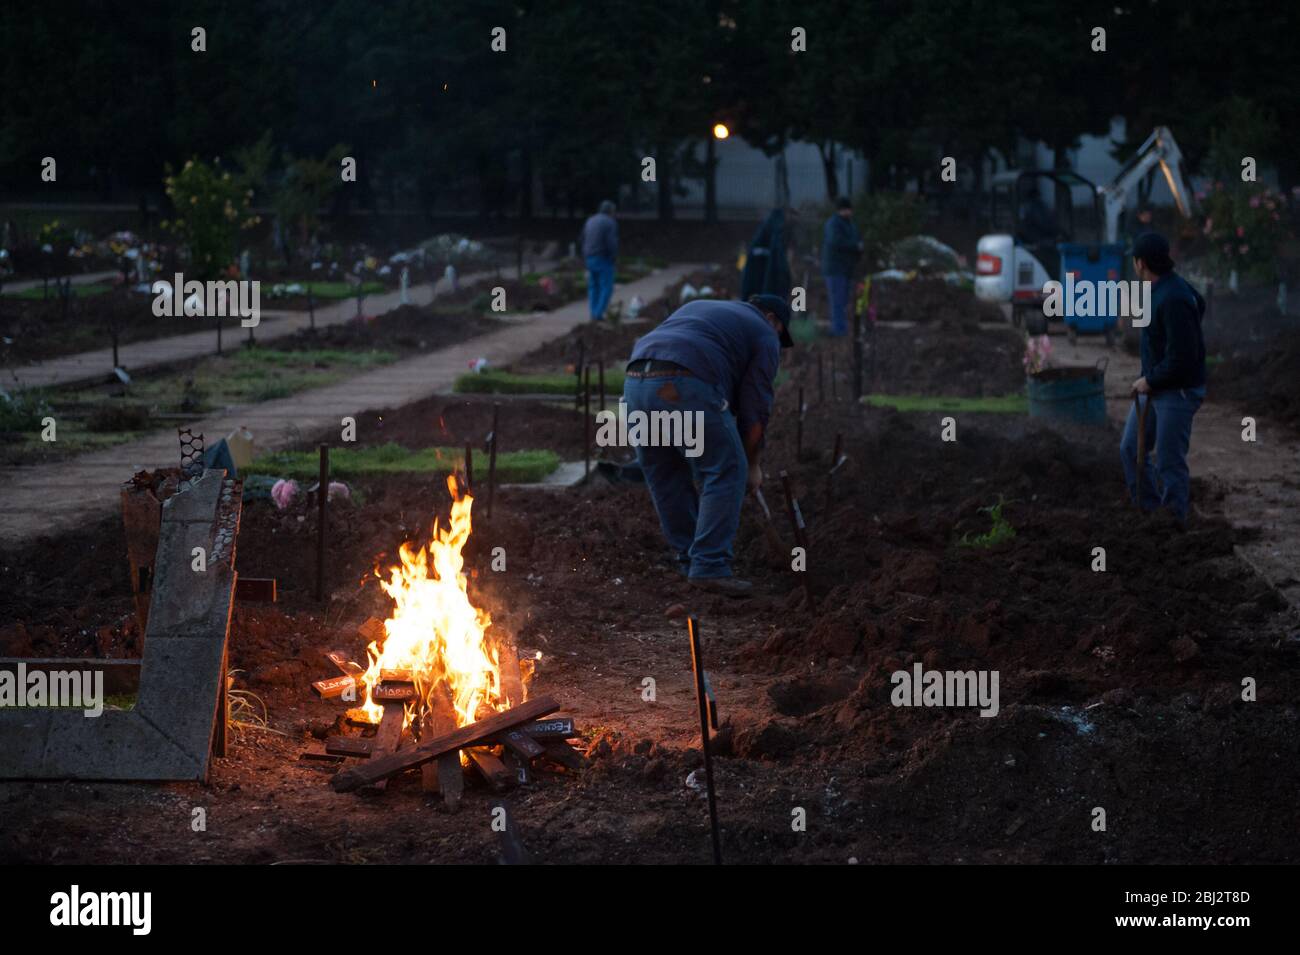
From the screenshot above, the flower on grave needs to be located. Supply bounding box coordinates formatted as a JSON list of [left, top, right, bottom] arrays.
[[1239, 244, 1249, 255], [1236, 226, 1245, 237], [271, 479, 300, 510]]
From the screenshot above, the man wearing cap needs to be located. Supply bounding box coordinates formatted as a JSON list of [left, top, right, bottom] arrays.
[[822, 197, 863, 337], [622, 293, 792, 596], [1120, 231, 1207, 522], [580, 199, 619, 322]]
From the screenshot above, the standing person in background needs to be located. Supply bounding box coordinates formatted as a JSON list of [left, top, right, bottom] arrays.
[[740, 208, 792, 301], [580, 199, 618, 323], [821, 198, 862, 337], [1120, 232, 1207, 524]]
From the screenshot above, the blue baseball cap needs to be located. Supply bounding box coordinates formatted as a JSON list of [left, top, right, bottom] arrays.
[[748, 294, 794, 348]]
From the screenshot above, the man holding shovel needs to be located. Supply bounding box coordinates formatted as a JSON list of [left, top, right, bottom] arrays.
[[622, 294, 793, 596], [1120, 232, 1207, 522]]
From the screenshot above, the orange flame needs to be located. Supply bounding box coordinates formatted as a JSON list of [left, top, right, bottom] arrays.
[[360, 476, 502, 729]]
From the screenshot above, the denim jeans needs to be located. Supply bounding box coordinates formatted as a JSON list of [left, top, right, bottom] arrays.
[[1120, 386, 1205, 520], [622, 373, 747, 579], [586, 255, 615, 320], [825, 274, 851, 336]]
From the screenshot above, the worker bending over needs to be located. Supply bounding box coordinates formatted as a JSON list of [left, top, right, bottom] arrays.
[[622, 294, 793, 596]]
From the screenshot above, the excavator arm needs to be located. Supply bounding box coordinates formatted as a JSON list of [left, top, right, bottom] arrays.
[[1098, 126, 1196, 243]]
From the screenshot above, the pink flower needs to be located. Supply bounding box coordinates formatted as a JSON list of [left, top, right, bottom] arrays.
[[271, 479, 299, 510], [327, 481, 350, 502], [1239, 244, 1249, 255], [1236, 226, 1245, 237]]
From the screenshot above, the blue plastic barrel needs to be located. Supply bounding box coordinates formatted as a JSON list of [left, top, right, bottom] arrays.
[[1026, 363, 1107, 426]]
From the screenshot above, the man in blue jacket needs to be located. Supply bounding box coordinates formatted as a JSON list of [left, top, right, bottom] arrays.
[[821, 197, 863, 336], [1120, 232, 1207, 522], [580, 200, 618, 322], [622, 294, 792, 596]]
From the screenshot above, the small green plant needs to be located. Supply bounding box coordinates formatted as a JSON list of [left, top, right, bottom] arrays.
[[959, 496, 1017, 549], [162, 158, 260, 280], [0, 390, 53, 430]]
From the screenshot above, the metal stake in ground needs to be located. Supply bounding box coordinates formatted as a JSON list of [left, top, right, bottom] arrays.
[[308, 288, 315, 330], [316, 443, 329, 602], [780, 470, 816, 611], [464, 441, 474, 494], [487, 403, 499, 520], [583, 364, 592, 478], [825, 432, 843, 510], [575, 339, 586, 412], [796, 386, 805, 459], [687, 617, 723, 865], [598, 359, 606, 415], [852, 307, 863, 399]]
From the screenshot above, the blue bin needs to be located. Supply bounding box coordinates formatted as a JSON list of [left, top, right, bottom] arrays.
[[1026, 362, 1107, 426], [1057, 242, 1126, 334]]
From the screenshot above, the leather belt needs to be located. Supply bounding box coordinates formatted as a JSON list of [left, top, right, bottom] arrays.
[[625, 359, 692, 378]]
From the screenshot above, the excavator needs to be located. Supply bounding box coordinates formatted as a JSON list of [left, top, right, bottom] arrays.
[[974, 126, 1196, 342]]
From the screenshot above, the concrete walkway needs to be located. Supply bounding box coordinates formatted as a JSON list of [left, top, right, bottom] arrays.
[[0, 264, 696, 543], [8, 266, 539, 390]]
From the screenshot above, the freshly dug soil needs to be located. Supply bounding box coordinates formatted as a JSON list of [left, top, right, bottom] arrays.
[[271, 304, 505, 355], [0, 287, 225, 363], [2, 337, 1296, 863], [1210, 326, 1300, 433]]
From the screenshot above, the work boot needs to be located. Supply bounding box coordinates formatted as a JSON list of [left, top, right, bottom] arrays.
[[689, 576, 754, 598]]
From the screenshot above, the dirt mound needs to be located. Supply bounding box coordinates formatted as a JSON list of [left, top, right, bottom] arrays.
[[1212, 326, 1300, 431]]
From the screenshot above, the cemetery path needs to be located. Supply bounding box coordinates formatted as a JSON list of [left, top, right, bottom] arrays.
[[0, 264, 697, 544], [7, 266, 533, 390]]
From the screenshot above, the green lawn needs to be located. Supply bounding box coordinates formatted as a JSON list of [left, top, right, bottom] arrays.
[[272, 280, 387, 299], [455, 368, 625, 395], [249, 442, 560, 483], [4, 282, 115, 300], [862, 393, 1028, 414]]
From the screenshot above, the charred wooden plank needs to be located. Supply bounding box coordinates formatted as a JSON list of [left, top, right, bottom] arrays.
[[325, 736, 373, 758], [372, 682, 417, 702], [312, 675, 358, 700], [299, 751, 344, 764], [326, 651, 365, 678], [379, 668, 412, 684], [365, 701, 406, 793], [498, 727, 545, 760], [467, 748, 511, 792], [520, 717, 576, 740], [498, 643, 525, 708], [357, 617, 386, 645], [540, 739, 589, 771], [332, 697, 560, 792], [422, 684, 463, 811], [501, 750, 531, 786]]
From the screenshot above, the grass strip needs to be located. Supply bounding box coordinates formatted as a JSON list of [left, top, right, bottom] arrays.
[[249, 443, 560, 483], [862, 392, 1027, 414]]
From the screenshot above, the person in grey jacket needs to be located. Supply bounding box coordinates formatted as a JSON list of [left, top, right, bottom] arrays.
[[580, 200, 618, 322]]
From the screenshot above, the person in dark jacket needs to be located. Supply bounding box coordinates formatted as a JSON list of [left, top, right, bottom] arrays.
[[821, 197, 863, 336], [1120, 232, 1207, 522], [740, 208, 792, 301], [622, 294, 793, 597], [580, 200, 618, 321]]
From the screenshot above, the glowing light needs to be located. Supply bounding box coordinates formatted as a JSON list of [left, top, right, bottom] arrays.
[[712, 124, 730, 140]]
